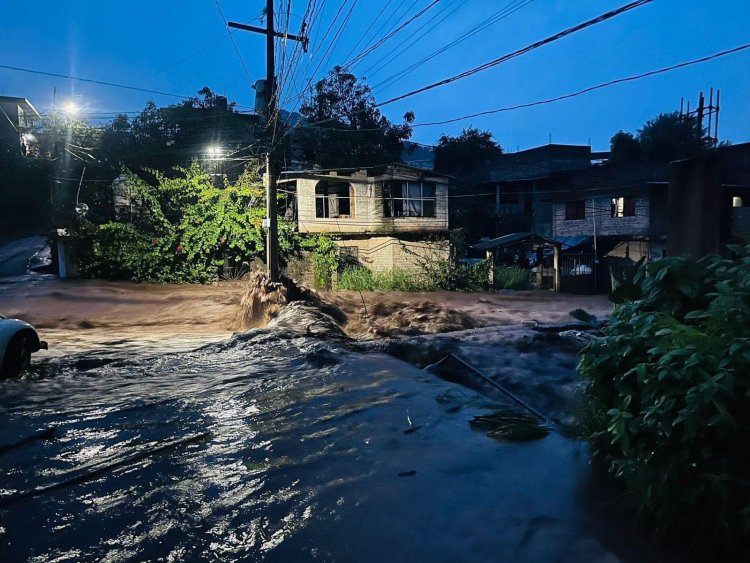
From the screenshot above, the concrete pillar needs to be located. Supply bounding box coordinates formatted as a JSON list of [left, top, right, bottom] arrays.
[[668, 156, 723, 258]]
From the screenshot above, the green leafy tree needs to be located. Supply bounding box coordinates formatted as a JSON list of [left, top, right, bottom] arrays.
[[77, 160, 298, 283], [298, 66, 414, 168], [434, 127, 503, 179]]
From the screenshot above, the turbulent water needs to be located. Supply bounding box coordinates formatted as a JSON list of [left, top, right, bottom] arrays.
[[0, 322, 672, 562]]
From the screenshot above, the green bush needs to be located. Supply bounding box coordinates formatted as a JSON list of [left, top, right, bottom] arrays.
[[494, 265, 530, 290], [301, 234, 339, 289], [76, 162, 298, 283], [578, 246, 750, 552]]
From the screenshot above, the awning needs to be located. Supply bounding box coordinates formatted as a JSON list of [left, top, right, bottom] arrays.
[[553, 235, 593, 250], [471, 232, 561, 251]]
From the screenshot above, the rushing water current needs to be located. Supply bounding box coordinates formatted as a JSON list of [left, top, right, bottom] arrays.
[[0, 327, 671, 562]]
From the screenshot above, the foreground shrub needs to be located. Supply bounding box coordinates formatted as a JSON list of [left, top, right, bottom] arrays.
[[494, 265, 530, 290], [578, 246, 750, 553]]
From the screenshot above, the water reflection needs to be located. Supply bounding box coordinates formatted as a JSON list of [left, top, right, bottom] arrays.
[[0, 333, 672, 562]]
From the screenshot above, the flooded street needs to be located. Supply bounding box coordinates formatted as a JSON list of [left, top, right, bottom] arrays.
[[0, 318, 673, 562]]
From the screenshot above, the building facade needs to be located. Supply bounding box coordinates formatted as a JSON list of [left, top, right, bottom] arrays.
[[281, 164, 450, 274], [0, 96, 41, 156]]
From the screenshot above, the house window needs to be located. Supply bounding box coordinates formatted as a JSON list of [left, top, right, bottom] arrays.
[[383, 181, 437, 218], [315, 181, 354, 218], [733, 196, 744, 208], [565, 200, 586, 220], [339, 246, 359, 262], [611, 196, 635, 218]]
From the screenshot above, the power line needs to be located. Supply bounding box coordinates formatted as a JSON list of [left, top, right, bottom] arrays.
[[342, 0, 411, 72], [0, 63, 193, 100], [372, 0, 534, 91], [343, 0, 442, 70], [376, 0, 653, 107], [362, 0, 471, 81], [340, 0, 395, 64], [213, 0, 255, 84], [411, 42, 750, 127]]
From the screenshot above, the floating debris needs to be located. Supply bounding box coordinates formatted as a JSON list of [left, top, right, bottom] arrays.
[[470, 411, 550, 441]]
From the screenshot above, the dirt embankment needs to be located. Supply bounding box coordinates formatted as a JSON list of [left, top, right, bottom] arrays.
[[0, 278, 613, 355]]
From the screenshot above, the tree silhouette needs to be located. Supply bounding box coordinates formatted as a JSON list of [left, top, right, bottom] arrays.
[[434, 127, 503, 180], [610, 130, 642, 163], [638, 111, 706, 162], [298, 66, 414, 168]]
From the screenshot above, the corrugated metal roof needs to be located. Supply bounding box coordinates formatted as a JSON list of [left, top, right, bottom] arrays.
[[553, 235, 593, 249], [471, 232, 560, 251]]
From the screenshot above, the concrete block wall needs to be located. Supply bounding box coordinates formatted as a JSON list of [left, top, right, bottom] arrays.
[[296, 176, 449, 235], [336, 236, 449, 274], [553, 196, 650, 237]]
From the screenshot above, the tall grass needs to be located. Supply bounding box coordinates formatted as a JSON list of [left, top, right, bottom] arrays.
[[493, 265, 530, 290], [337, 266, 431, 292]]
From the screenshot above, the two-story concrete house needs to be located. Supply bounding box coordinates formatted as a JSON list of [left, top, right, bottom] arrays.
[[279, 163, 450, 274], [550, 163, 670, 291], [455, 144, 601, 245], [0, 96, 41, 156]]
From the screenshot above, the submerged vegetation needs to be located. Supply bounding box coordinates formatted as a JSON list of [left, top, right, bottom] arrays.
[[577, 245, 750, 553]]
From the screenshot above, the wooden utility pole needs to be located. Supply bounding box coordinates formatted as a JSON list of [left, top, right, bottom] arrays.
[[228, 2, 308, 282]]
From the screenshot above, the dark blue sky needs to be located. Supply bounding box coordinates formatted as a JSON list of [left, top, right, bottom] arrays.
[[1, 0, 748, 151]]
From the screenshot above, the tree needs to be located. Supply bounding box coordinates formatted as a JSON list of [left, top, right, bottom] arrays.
[[298, 66, 414, 168], [99, 88, 261, 174], [75, 160, 299, 283], [637, 111, 706, 162], [434, 127, 503, 179], [609, 130, 642, 163]]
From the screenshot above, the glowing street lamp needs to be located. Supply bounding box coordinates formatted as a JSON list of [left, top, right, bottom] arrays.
[[205, 145, 224, 160], [61, 100, 79, 117]]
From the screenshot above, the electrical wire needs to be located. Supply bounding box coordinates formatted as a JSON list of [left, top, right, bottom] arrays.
[[0, 63, 193, 100], [376, 0, 653, 107], [213, 0, 255, 84], [371, 0, 534, 91], [410, 42, 750, 127], [343, 0, 441, 70], [339, 0, 395, 64], [361, 0, 470, 81]]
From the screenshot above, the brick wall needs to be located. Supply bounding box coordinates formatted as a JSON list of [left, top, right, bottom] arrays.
[[553, 196, 651, 238]]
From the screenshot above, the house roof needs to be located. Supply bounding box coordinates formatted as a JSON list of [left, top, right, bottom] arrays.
[[471, 232, 561, 251], [280, 162, 453, 181], [487, 144, 594, 182], [553, 235, 593, 249], [0, 96, 41, 118]]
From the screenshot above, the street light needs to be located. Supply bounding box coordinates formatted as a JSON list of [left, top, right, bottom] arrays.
[[61, 100, 79, 116], [205, 145, 224, 160]]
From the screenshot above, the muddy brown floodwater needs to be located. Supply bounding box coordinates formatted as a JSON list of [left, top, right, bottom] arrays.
[[0, 278, 613, 356], [2, 277, 683, 562]]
